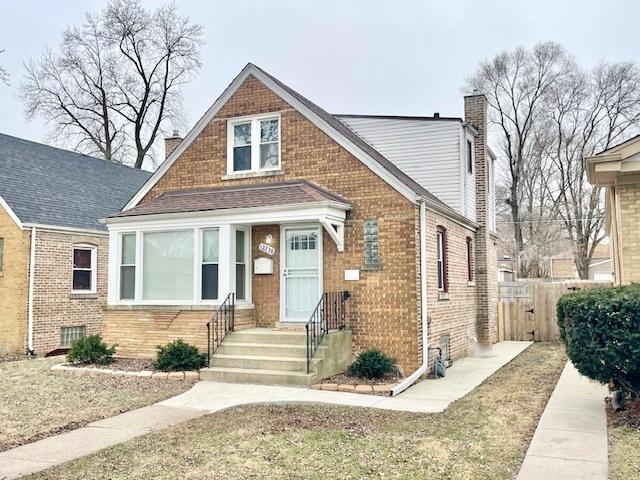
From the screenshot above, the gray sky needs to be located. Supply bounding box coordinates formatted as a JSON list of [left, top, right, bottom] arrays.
[[0, 0, 637, 161]]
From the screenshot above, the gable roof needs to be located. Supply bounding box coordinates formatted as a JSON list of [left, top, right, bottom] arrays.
[[124, 63, 468, 225], [112, 180, 350, 218], [0, 133, 152, 232]]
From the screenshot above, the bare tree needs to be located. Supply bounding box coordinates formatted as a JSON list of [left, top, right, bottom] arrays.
[[20, 0, 203, 168], [540, 62, 640, 277], [0, 49, 9, 85], [467, 42, 573, 277]]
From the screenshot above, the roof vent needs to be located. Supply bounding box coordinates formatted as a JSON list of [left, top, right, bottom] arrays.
[[433, 112, 440, 118]]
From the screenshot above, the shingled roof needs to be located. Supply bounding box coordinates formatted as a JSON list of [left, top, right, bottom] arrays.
[[0, 133, 152, 231], [112, 181, 350, 218]]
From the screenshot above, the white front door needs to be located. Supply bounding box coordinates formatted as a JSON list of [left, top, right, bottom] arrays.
[[282, 227, 322, 322]]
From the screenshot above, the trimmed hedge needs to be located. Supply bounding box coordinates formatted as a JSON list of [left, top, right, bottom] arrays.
[[67, 335, 116, 365], [557, 283, 640, 396], [154, 339, 207, 372], [348, 349, 397, 379]]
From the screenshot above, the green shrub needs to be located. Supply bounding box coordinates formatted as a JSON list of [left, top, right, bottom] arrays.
[[154, 339, 206, 372], [347, 349, 397, 379], [66, 335, 116, 365], [557, 283, 640, 396]]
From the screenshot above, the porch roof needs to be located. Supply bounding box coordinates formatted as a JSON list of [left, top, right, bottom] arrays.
[[110, 180, 350, 218]]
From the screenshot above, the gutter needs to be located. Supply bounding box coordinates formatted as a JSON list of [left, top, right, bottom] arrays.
[[391, 201, 429, 396], [27, 226, 36, 355]]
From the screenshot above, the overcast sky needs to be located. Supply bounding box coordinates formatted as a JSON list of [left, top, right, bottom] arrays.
[[0, 0, 638, 162]]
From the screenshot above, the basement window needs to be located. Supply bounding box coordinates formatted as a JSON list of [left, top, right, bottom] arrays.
[[60, 326, 86, 347]]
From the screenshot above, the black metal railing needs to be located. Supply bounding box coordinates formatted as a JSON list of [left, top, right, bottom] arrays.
[[206, 292, 235, 366], [305, 291, 350, 373]]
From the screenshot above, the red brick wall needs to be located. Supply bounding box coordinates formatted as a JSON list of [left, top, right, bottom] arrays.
[[32, 229, 107, 354]]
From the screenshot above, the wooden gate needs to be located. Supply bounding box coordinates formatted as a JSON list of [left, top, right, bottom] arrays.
[[497, 280, 611, 342]]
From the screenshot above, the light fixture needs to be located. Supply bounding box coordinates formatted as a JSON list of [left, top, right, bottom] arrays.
[[265, 233, 273, 244]]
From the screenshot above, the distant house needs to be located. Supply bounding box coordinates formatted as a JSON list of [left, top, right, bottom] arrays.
[[587, 135, 640, 284], [101, 63, 499, 389], [547, 243, 612, 281], [0, 134, 150, 356]]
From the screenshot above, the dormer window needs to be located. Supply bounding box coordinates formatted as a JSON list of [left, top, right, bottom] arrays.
[[227, 114, 280, 174]]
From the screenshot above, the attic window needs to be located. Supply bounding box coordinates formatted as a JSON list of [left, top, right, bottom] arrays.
[[227, 114, 280, 174]]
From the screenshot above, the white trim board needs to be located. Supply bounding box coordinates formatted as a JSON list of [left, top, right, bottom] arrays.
[[123, 64, 419, 210]]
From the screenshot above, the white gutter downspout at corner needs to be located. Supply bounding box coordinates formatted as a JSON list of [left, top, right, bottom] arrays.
[[27, 226, 36, 354], [391, 200, 429, 396]]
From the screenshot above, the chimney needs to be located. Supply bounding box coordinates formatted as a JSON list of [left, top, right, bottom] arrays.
[[164, 130, 183, 159], [464, 94, 498, 346]]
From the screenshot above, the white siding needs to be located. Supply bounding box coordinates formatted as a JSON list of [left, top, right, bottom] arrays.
[[338, 117, 466, 214], [463, 136, 476, 221]]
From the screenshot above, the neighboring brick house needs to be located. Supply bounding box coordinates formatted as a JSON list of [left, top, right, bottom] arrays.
[[103, 63, 498, 391], [587, 135, 640, 284], [0, 134, 150, 356]]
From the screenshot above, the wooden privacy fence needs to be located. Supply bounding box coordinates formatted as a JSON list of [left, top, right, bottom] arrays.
[[497, 280, 611, 342]]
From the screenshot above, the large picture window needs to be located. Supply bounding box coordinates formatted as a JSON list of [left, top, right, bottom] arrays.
[[142, 230, 194, 301]]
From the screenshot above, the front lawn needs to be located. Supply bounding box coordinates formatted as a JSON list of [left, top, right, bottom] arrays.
[[608, 399, 640, 479], [29, 343, 566, 480], [0, 357, 194, 451]]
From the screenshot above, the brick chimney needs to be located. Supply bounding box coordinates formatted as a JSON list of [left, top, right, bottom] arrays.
[[464, 94, 498, 346], [164, 130, 183, 159]]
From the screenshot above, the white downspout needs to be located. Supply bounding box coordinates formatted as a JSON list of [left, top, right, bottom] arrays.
[[391, 200, 429, 396], [27, 226, 36, 354]]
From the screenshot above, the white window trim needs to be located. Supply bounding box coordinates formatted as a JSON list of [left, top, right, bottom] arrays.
[[436, 232, 445, 291], [226, 112, 281, 175], [111, 225, 252, 307], [118, 232, 136, 301], [71, 244, 97, 294], [199, 228, 220, 302]]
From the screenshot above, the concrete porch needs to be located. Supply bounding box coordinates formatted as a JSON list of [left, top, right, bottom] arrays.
[[201, 327, 352, 386]]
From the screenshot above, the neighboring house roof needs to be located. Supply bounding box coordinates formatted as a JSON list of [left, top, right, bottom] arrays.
[[112, 181, 350, 218], [0, 133, 152, 232], [125, 63, 474, 227]]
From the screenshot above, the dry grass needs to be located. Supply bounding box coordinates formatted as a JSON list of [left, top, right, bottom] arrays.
[[28, 343, 566, 480], [608, 399, 640, 479], [0, 357, 194, 451]]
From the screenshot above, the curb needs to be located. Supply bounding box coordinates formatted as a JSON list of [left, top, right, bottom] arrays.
[[310, 382, 400, 396], [51, 363, 200, 381]]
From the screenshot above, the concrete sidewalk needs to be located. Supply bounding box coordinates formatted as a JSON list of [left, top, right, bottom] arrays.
[[517, 362, 609, 480], [162, 341, 532, 414], [0, 341, 530, 479]]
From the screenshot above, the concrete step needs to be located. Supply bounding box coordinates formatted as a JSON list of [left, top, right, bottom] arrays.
[[216, 342, 308, 358], [209, 354, 308, 372], [200, 366, 315, 386], [224, 329, 307, 346]]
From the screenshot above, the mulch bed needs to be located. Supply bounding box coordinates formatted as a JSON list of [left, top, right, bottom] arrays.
[[607, 397, 640, 429], [76, 358, 156, 372], [321, 371, 403, 386], [0, 354, 26, 364]]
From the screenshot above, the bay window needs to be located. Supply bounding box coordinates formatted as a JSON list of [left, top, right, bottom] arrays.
[[228, 114, 280, 174], [112, 226, 250, 305]]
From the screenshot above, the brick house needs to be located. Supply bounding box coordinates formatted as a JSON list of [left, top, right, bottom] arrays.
[[103, 64, 498, 392], [0, 134, 150, 356], [587, 135, 640, 284]]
